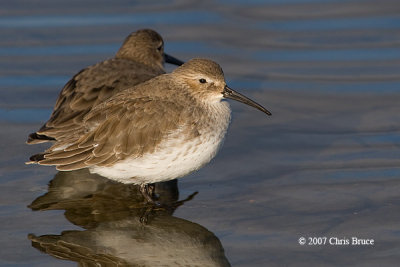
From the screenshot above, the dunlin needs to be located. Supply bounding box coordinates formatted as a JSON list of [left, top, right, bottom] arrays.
[[28, 58, 271, 199], [27, 29, 183, 144]]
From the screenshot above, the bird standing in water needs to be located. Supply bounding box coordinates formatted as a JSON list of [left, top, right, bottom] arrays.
[[27, 29, 183, 144], [28, 59, 271, 201]]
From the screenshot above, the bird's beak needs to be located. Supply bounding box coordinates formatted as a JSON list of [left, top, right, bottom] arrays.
[[222, 85, 271, 115], [164, 53, 185, 66]]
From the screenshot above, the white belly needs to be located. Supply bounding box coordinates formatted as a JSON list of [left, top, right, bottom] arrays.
[[90, 102, 231, 184]]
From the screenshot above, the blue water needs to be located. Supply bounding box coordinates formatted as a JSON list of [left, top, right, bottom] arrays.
[[0, 108, 51, 123], [0, 12, 223, 28], [255, 16, 400, 31]]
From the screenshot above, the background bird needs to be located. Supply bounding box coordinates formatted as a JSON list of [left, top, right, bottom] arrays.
[[27, 29, 183, 144]]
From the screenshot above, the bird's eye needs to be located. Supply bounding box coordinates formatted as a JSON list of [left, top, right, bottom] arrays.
[[157, 44, 163, 51], [199, 78, 207, 84]]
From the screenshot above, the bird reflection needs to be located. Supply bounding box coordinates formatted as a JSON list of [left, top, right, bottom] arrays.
[[28, 170, 230, 266]]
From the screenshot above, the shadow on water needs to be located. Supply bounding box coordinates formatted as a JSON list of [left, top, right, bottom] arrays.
[[28, 169, 230, 267]]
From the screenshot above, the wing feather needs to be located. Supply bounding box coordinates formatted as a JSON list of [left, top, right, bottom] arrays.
[[40, 150, 92, 166], [35, 80, 193, 171], [43, 147, 92, 159], [56, 161, 91, 171]]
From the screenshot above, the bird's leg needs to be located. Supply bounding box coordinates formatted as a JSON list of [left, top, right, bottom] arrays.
[[139, 183, 160, 205], [139, 183, 152, 202], [147, 183, 157, 199], [138, 183, 162, 224]]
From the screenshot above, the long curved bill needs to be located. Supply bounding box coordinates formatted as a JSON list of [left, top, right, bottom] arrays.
[[164, 53, 185, 66], [222, 86, 271, 115]]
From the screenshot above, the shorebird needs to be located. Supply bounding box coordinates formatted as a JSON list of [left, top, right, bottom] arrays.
[[27, 29, 183, 144], [28, 58, 271, 200]]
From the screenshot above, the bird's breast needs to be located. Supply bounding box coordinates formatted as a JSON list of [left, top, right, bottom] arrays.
[[90, 101, 231, 184]]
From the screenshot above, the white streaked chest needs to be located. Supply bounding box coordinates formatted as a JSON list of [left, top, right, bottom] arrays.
[[90, 101, 231, 184]]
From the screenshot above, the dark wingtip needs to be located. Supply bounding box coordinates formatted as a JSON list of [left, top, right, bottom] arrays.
[[27, 132, 56, 144], [29, 153, 45, 162]]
